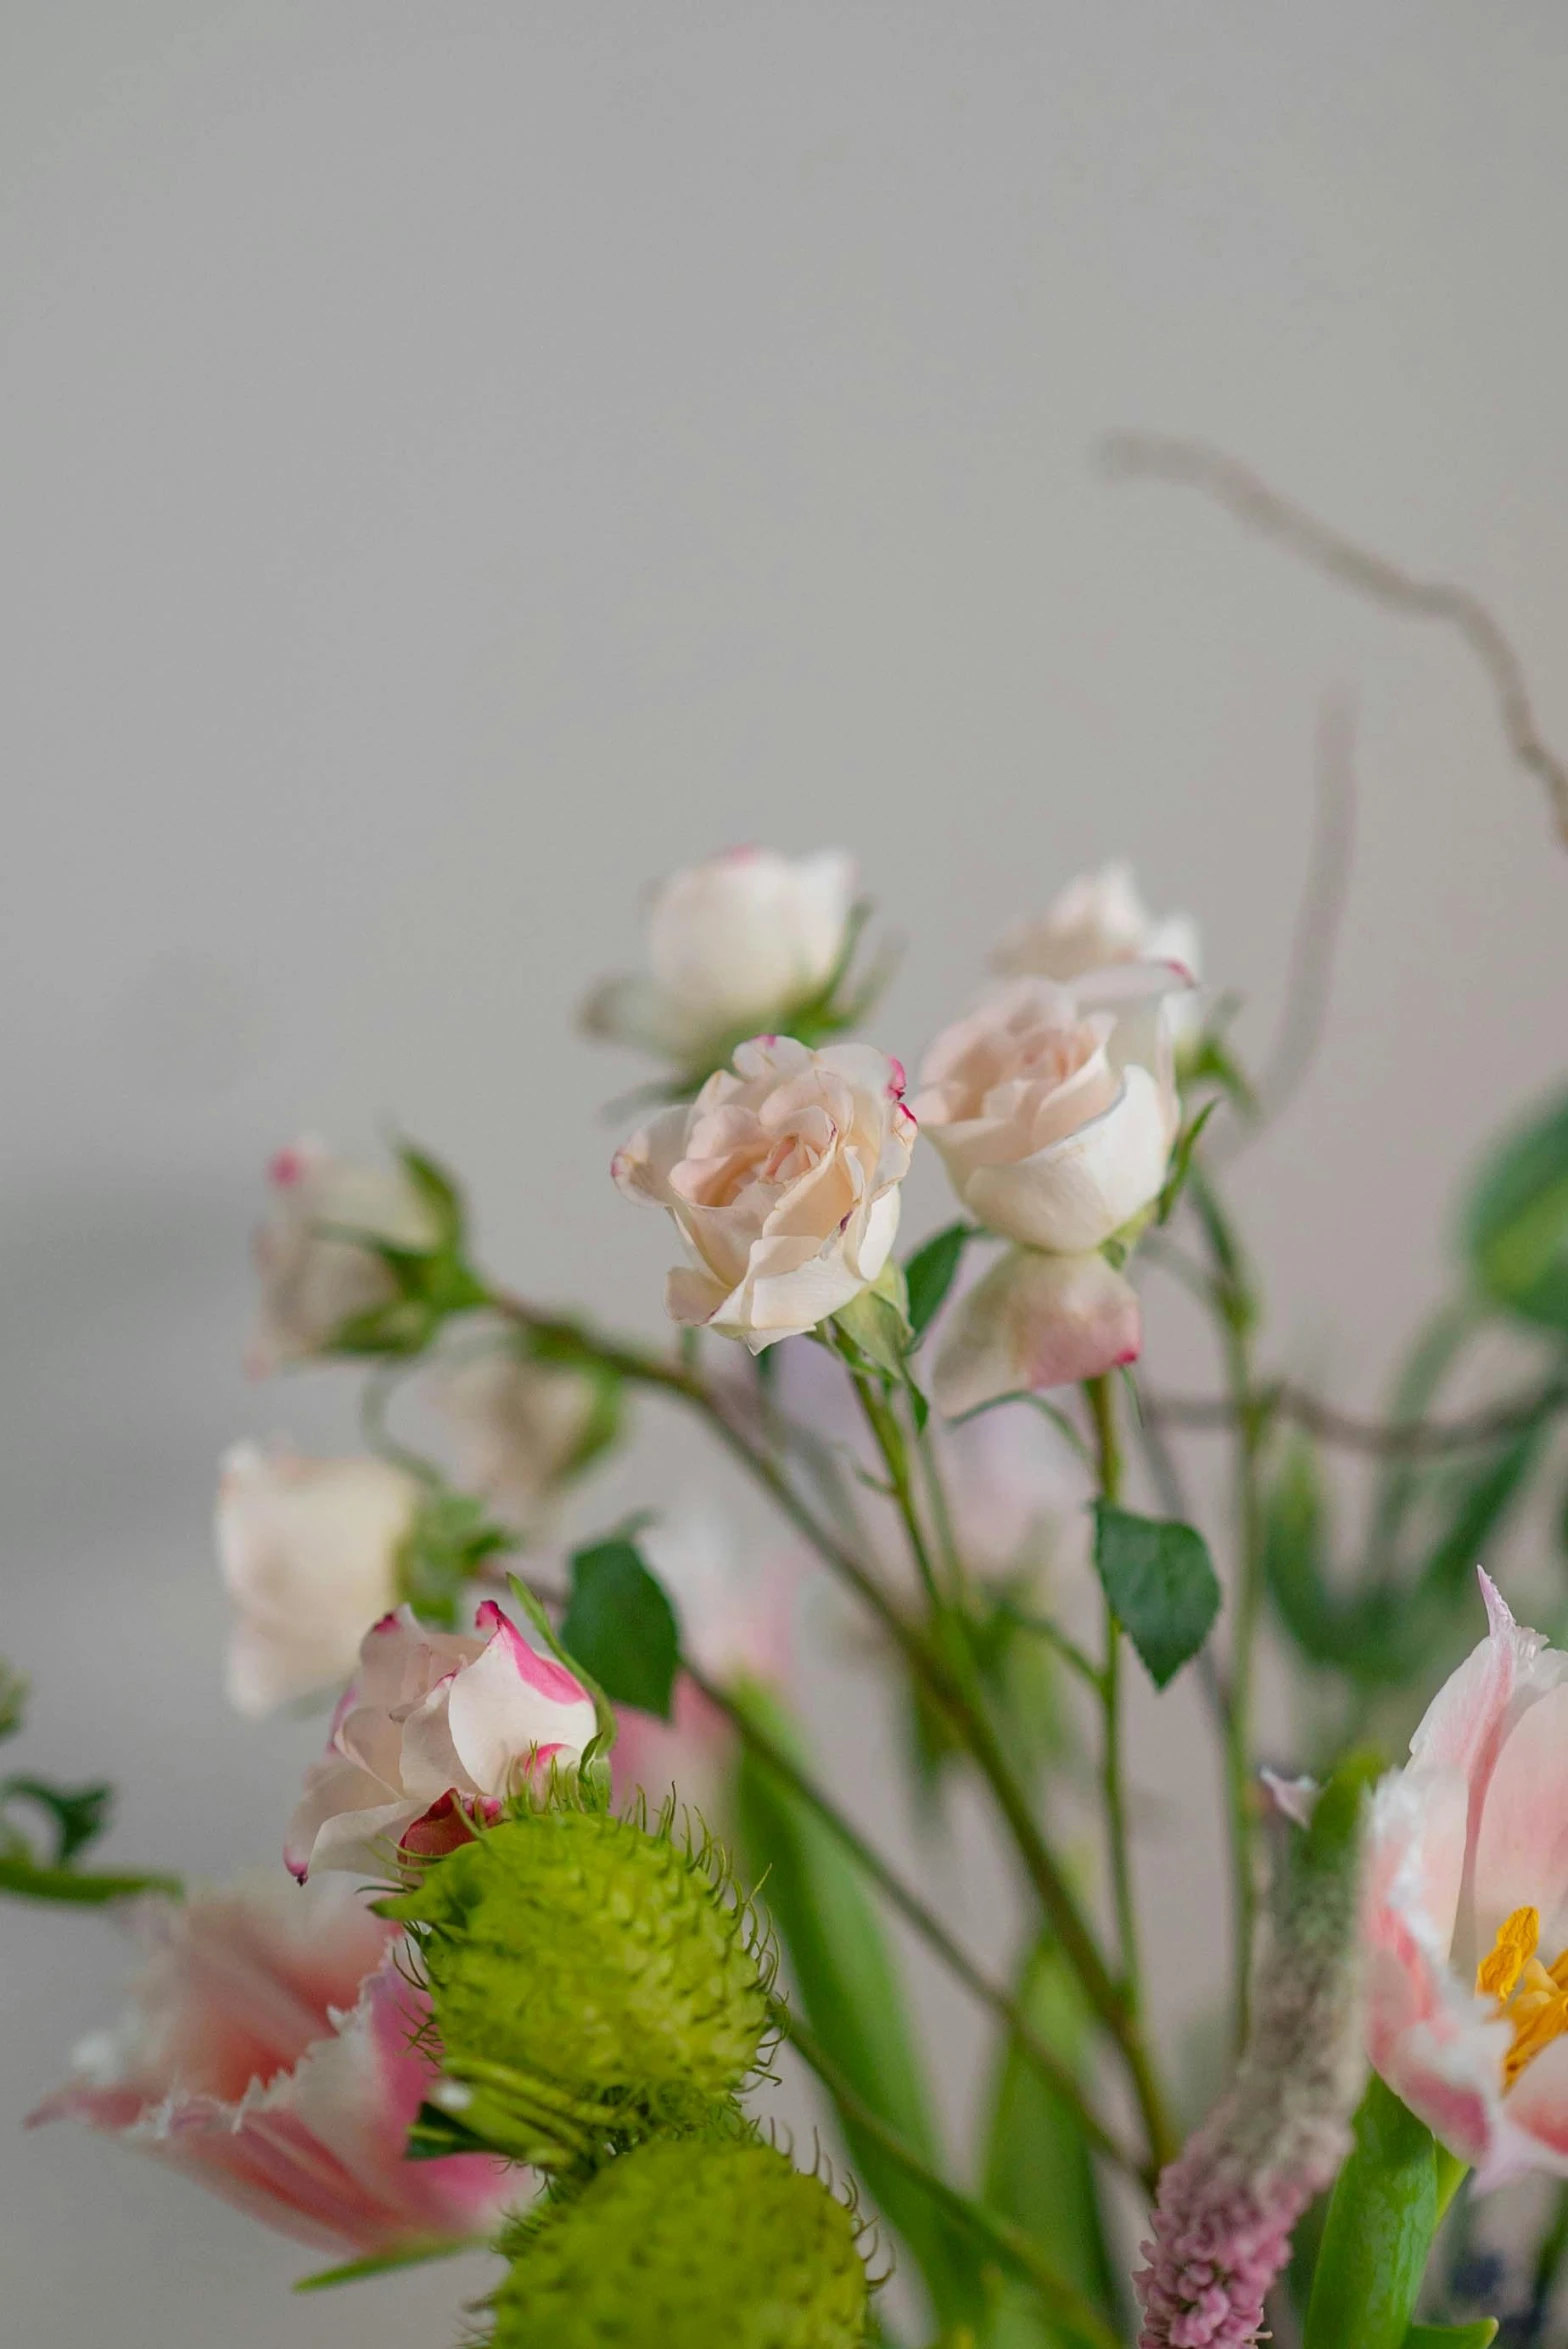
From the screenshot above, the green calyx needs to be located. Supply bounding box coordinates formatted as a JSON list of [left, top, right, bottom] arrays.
[[488, 2137, 873, 2348], [387, 1806, 773, 2166]]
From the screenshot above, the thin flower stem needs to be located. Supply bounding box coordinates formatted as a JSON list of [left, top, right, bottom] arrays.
[[995, 1603, 1106, 1696], [779, 2005, 1124, 2349], [675, 1651, 1147, 2186], [484, 1284, 1174, 2166], [1185, 1163, 1267, 2049], [1086, 1374, 1147, 2034]]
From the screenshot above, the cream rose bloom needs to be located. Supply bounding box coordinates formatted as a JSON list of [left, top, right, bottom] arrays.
[[250, 1139, 440, 1373], [584, 847, 858, 1068], [612, 1036, 917, 1350], [995, 861, 1200, 992], [913, 966, 1188, 1254], [216, 1443, 422, 1717]]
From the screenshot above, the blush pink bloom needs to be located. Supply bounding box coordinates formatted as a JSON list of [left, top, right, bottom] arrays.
[[931, 1243, 1142, 1415], [1364, 1571, 1568, 2188], [250, 1139, 440, 1373], [613, 1036, 917, 1351], [29, 1874, 520, 2255], [995, 861, 1201, 997], [913, 964, 1190, 1255], [583, 846, 858, 1070], [216, 1443, 421, 1717], [285, 1603, 598, 1882], [433, 1344, 613, 1532]]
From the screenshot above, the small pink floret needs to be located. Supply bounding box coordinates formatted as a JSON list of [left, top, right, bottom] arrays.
[[267, 1147, 308, 1189]]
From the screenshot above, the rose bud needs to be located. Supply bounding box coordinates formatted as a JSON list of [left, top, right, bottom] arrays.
[[216, 1443, 422, 1717], [249, 1138, 442, 1373], [284, 1603, 597, 1882], [583, 846, 859, 1076]]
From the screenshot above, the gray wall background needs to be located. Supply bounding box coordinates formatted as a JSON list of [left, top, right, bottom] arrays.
[[3, 6, 1567, 2344]]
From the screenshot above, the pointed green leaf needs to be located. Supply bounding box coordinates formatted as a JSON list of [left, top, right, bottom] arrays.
[[1402, 2326, 1497, 2348], [560, 1538, 679, 1721], [1304, 2077, 1446, 2349], [1465, 1086, 1568, 1332], [906, 1224, 973, 1338], [734, 1685, 980, 2333], [0, 1662, 26, 1743], [395, 1140, 468, 1254], [1092, 1505, 1221, 1690], [977, 1934, 1121, 2347], [0, 1855, 181, 1905]]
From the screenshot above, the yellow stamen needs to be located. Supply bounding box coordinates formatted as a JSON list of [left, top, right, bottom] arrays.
[[1477, 1907, 1568, 2090], [1477, 1905, 1540, 2001]]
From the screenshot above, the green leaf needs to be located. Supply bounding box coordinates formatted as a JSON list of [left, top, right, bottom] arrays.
[[560, 1538, 679, 1721], [1367, 1296, 1487, 1561], [395, 1140, 468, 1254], [1402, 2326, 1498, 2348], [1091, 1504, 1221, 1690], [906, 1224, 973, 1339], [734, 1686, 980, 2333], [0, 1661, 27, 1742], [1303, 2077, 1446, 2349], [1465, 1086, 1568, 1332], [977, 1934, 1121, 2347], [0, 1855, 181, 1905], [295, 2234, 489, 2292], [398, 1488, 513, 1626], [1, 1776, 113, 1864], [834, 1265, 913, 1380]]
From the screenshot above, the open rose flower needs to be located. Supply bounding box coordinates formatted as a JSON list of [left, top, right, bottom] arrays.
[[250, 1139, 441, 1373], [612, 1036, 917, 1351], [216, 1443, 421, 1717], [913, 964, 1189, 1254], [29, 1874, 521, 2254], [434, 1342, 618, 1531], [995, 861, 1200, 996], [285, 1603, 598, 1882], [1365, 1570, 1568, 2189], [583, 847, 858, 1072]]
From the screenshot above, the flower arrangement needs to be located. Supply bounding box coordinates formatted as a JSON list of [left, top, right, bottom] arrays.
[[11, 462, 1568, 2349]]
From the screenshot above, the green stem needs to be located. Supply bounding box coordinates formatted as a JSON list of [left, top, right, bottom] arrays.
[[1188, 1162, 1267, 2047], [1086, 1376, 1147, 2031], [779, 2005, 1123, 2349], [488, 1286, 1172, 2167], [679, 1653, 1144, 2184]]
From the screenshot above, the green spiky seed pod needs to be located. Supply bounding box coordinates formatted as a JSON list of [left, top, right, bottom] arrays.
[[387, 1807, 772, 2165], [489, 2138, 872, 2349]]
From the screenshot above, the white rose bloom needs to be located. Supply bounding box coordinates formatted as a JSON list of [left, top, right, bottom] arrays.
[[613, 1035, 917, 1350], [994, 862, 1200, 996], [913, 965, 1188, 1254], [250, 1139, 440, 1373], [216, 1443, 422, 1717], [435, 1345, 612, 1528], [584, 847, 858, 1068]]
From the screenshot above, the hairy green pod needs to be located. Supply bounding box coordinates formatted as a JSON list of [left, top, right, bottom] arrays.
[[388, 1807, 772, 2164], [489, 2138, 872, 2347]]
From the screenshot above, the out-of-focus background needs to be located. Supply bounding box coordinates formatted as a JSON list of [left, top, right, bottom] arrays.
[[3, 6, 1566, 2342]]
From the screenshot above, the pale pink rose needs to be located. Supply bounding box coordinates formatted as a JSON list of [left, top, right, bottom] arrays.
[[434, 1345, 613, 1530], [931, 1244, 1142, 1415], [1364, 1570, 1568, 2189], [250, 1138, 440, 1373], [217, 1443, 422, 1718], [285, 1603, 598, 1882], [613, 1512, 792, 1808], [913, 964, 1189, 1254], [995, 861, 1200, 992], [29, 1873, 520, 2254], [584, 847, 858, 1068], [613, 1036, 917, 1351]]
